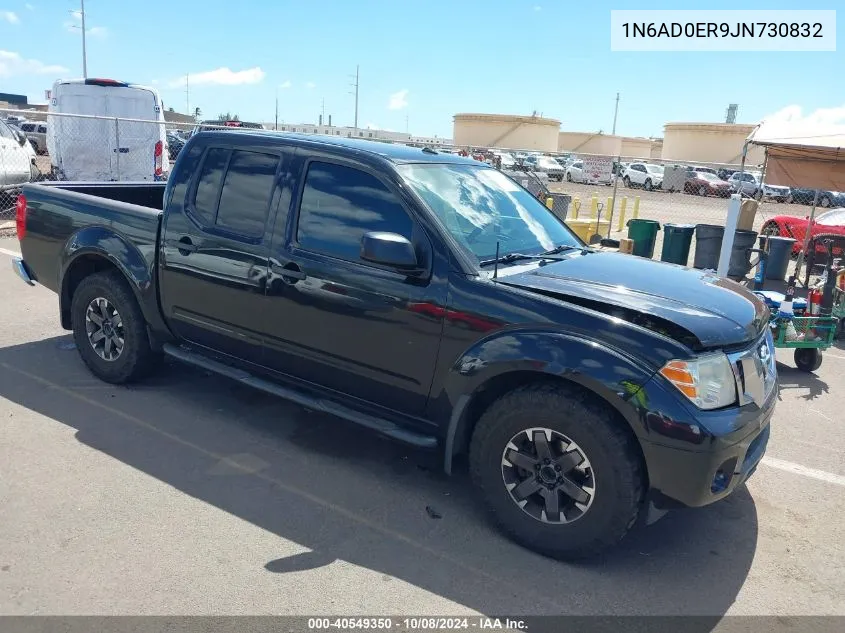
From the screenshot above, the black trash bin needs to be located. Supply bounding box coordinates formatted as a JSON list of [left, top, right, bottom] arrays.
[[693, 224, 725, 270], [661, 223, 696, 266], [728, 230, 759, 278], [764, 235, 796, 281]]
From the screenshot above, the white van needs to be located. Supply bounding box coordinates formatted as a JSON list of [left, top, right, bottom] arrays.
[[46, 78, 168, 182]]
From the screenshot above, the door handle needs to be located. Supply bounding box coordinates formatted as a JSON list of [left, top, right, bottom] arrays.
[[175, 236, 197, 254], [270, 262, 306, 284]]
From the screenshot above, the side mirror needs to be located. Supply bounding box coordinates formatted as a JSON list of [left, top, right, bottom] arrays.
[[360, 231, 419, 270], [15, 129, 27, 146]]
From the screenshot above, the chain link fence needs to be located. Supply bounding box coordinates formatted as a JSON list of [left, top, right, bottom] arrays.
[[3, 108, 840, 266]]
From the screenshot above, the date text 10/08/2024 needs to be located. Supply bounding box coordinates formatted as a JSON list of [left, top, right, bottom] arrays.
[[307, 617, 528, 630], [621, 22, 823, 39]]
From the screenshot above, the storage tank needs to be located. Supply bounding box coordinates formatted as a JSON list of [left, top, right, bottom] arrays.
[[453, 113, 560, 152], [650, 139, 663, 160], [558, 132, 621, 156], [662, 122, 764, 165], [619, 136, 653, 158]]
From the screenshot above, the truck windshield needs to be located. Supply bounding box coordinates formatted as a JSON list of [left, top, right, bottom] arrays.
[[399, 163, 579, 263]]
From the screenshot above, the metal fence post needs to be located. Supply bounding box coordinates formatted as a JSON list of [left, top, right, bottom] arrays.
[[114, 117, 120, 181]]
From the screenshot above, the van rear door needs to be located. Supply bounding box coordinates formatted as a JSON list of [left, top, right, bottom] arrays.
[[54, 87, 114, 180], [105, 86, 162, 181]]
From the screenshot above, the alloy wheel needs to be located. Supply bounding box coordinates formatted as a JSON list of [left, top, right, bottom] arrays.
[[85, 297, 125, 361], [501, 427, 596, 524]]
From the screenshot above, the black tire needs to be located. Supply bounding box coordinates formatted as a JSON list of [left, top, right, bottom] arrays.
[[623, 176, 631, 188], [820, 196, 831, 208], [794, 348, 823, 373], [469, 382, 645, 560], [566, 172, 572, 182], [787, 193, 794, 204], [698, 185, 707, 197], [761, 221, 781, 237], [644, 179, 653, 191], [70, 270, 158, 384]]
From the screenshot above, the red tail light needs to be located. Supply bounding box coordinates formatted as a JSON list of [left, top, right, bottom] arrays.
[[15, 194, 26, 241], [154, 141, 163, 176]]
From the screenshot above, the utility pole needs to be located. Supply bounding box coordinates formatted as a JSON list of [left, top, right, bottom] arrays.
[[611, 92, 620, 135], [185, 74, 190, 116], [349, 65, 359, 131], [79, 0, 88, 78]]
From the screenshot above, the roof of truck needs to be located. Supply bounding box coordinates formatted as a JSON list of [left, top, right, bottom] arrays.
[[195, 129, 475, 165]]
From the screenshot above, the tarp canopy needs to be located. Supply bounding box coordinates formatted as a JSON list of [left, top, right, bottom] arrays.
[[746, 120, 845, 191]]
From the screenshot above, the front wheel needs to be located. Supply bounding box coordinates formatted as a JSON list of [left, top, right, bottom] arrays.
[[794, 348, 823, 373], [71, 270, 159, 384], [469, 383, 644, 560], [698, 185, 707, 197], [644, 179, 653, 191], [623, 176, 631, 188], [566, 172, 572, 182], [820, 196, 832, 208]]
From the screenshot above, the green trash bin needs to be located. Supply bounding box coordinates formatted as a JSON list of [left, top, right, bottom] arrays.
[[626, 219, 661, 258], [660, 223, 696, 266]]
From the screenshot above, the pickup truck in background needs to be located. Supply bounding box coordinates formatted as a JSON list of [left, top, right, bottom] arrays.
[[13, 131, 777, 560]]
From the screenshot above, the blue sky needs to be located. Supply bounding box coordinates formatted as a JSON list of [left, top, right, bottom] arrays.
[[1, 0, 842, 139]]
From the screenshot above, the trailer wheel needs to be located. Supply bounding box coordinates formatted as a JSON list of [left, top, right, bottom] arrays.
[[794, 348, 823, 373]]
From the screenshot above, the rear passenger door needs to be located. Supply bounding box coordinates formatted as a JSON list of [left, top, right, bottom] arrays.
[[261, 157, 446, 416], [159, 142, 284, 365]]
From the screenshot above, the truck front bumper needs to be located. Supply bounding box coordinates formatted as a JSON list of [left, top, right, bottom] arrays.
[[640, 385, 776, 509], [12, 257, 35, 286]]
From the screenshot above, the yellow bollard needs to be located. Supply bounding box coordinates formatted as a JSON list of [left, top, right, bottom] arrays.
[[617, 197, 628, 232], [571, 197, 580, 219], [633, 196, 640, 219], [606, 197, 613, 217], [545, 196, 554, 210], [590, 195, 598, 219]]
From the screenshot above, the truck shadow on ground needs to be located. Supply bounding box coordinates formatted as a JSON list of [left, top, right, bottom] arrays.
[[775, 362, 830, 401], [0, 336, 759, 625]]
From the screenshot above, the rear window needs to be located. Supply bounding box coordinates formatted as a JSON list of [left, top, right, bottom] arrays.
[[215, 151, 280, 237]]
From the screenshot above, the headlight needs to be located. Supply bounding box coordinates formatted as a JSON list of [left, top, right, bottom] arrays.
[[659, 353, 737, 410]]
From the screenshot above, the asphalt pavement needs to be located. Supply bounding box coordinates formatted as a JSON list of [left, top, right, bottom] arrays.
[[0, 236, 843, 619]]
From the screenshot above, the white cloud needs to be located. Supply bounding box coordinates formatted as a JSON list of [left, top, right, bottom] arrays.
[[169, 66, 265, 88], [279, 80, 292, 89], [25, 3, 34, 10], [759, 104, 845, 138], [150, 79, 160, 85], [388, 89, 409, 110], [534, 5, 542, 11], [2, 11, 20, 24], [0, 50, 68, 77], [306, 81, 316, 89], [64, 10, 107, 37]]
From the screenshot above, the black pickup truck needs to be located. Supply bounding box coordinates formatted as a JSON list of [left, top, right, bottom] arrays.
[[12, 131, 777, 560]]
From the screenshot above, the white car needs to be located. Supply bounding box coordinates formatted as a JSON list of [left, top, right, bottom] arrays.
[[727, 172, 789, 202], [623, 162, 664, 191], [0, 118, 36, 186], [565, 160, 584, 183]]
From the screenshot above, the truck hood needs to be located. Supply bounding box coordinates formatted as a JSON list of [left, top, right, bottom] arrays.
[[496, 252, 770, 350]]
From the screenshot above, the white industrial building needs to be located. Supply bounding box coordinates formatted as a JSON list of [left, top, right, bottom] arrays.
[[262, 122, 451, 147]]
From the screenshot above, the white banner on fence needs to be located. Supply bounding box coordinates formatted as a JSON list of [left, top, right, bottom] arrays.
[[581, 155, 613, 184]]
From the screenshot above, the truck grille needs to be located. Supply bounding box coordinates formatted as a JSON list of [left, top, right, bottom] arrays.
[[727, 328, 778, 407]]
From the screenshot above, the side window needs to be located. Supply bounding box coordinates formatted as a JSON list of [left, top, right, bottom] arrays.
[[215, 150, 280, 237], [0, 122, 14, 140], [192, 147, 230, 224], [296, 162, 413, 264]]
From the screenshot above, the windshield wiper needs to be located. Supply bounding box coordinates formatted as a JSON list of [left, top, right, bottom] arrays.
[[478, 252, 569, 268], [541, 244, 582, 255]]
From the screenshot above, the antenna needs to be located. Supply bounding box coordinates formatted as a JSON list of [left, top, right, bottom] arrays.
[[612, 92, 620, 135]]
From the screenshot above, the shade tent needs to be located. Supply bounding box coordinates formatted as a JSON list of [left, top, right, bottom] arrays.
[[746, 121, 845, 190]]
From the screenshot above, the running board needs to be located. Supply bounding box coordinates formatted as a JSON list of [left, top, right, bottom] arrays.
[[162, 343, 438, 449]]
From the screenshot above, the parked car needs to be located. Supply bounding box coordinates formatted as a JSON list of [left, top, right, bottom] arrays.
[[761, 207, 845, 255], [19, 121, 48, 154], [534, 156, 565, 181], [623, 162, 664, 190], [717, 168, 738, 182], [14, 132, 776, 561], [166, 132, 186, 160], [47, 77, 169, 182], [786, 188, 845, 208], [0, 118, 36, 186], [686, 166, 718, 176], [727, 172, 790, 202], [565, 160, 583, 182], [684, 171, 733, 197]]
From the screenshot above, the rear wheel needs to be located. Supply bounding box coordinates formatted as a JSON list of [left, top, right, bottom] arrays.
[[794, 348, 823, 373], [787, 193, 794, 204], [644, 179, 653, 191], [698, 185, 707, 197], [469, 382, 644, 560], [566, 172, 572, 182], [820, 195, 832, 208], [761, 221, 781, 237], [71, 270, 158, 384]]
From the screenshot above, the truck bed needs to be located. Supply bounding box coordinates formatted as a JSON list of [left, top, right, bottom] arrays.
[[19, 181, 165, 296]]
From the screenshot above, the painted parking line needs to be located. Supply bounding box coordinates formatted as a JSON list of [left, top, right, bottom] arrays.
[[761, 456, 845, 487], [0, 246, 21, 258]]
